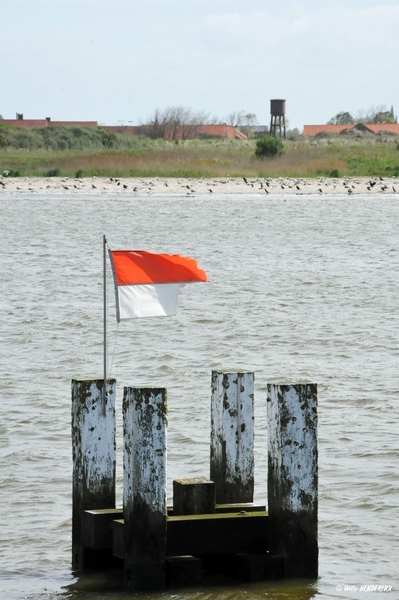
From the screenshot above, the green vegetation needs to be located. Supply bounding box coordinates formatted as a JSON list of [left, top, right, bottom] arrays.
[[328, 112, 355, 125], [255, 136, 284, 158], [0, 124, 399, 179], [328, 104, 397, 125], [0, 125, 147, 151]]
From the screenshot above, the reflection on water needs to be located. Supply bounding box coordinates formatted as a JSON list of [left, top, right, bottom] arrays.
[[65, 570, 319, 600]]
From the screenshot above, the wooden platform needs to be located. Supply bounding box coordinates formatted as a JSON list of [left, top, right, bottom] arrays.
[[72, 376, 318, 590], [81, 503, 285, 586], [113, 510, 269, 558], [83, 503, 267, 553]]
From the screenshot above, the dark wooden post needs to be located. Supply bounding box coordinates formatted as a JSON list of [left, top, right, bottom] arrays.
[[71, 377, 116, 571], [210, 371, 255, 504], [267, 383, 318, 578], [173, 478, 215, 515], [123, 387, 167, 591]]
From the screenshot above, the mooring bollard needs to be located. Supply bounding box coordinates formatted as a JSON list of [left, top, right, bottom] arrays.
[[123, 387, 167, 591], [71, 377, 116, 571], [267, 383, 318, 578], [210, 371, 255, 504]]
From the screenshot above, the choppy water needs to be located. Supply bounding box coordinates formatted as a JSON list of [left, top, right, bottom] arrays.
[[0, 191, 398, 600]]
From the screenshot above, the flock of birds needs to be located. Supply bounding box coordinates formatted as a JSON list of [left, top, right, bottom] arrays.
[[0, 175, 397, 195], [239, 175, 397, 195]]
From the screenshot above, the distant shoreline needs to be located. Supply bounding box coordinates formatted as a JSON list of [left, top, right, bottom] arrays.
[[0, 175, 398, 195]]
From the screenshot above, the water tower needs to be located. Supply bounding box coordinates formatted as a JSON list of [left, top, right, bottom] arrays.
[[269, 99, 286, 139]]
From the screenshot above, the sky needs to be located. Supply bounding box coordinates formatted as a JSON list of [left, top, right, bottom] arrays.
[[2, 0, 399, 131]]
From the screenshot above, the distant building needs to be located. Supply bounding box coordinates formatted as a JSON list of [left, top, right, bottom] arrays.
[[303, 123, 399, 136], [107, 124, 246, 140], [1, 114, 98, 128], [252, 125, 269, 138], [0, 114, 246, 140]]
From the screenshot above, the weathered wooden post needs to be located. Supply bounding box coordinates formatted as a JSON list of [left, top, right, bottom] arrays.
[[71, 377, 116, 571], [123, 387, 167, 591], [267, 383, 318, 578], [210, 371, 255, 504], [173, 477, 215, 515]]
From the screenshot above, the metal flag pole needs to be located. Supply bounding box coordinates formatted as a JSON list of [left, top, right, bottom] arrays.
[[103, 234, 107, 411]]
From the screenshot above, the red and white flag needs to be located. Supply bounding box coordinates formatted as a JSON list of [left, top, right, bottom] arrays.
[[109, 250, 208, 320]]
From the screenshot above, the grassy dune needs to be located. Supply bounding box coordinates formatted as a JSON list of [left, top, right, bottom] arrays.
[[1, 131, 398, 179]]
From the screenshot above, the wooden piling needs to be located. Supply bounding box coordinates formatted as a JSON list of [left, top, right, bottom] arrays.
[[267, 383, 318, 578], [210, 371, 255, 504], [71, 372, 320, 588], [71, 377, 116, 571], [123, 387, 167, 591]]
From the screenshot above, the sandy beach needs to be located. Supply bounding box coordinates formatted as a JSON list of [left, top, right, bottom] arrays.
[[1, 175, 398, 195]]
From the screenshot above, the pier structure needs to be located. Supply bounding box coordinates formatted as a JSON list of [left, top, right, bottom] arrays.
[[72, 372, 318, 591]]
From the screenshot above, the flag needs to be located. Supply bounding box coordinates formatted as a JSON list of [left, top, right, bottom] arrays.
[[109, 250, 208, 320]]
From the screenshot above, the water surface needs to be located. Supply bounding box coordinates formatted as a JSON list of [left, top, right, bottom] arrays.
[[1, 191, 398, 600]]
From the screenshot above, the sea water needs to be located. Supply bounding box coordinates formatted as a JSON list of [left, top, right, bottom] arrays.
[[0, 191, 398, 600]]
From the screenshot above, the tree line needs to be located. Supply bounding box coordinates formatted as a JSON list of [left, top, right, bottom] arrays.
[[0, 107, 261, 142], [328, 105, 397, 125], [136, 106, 259, 139]]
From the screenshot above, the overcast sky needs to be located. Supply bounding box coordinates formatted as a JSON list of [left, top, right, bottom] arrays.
[[2, 0, 398, 130]]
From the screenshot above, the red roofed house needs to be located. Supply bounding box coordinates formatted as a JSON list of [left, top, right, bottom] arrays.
[[1, 114, 247, 140], [1, 114, 98, 128], [303, 123, 399, 136], [106, 123, 247, 140]]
